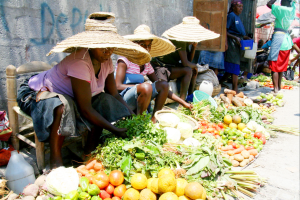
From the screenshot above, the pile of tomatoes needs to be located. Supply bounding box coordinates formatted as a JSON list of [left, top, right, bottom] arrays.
[[198, 120, 225, 138]]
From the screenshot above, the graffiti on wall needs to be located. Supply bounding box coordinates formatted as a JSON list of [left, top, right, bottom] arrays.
[[0, 1, 111, 45]]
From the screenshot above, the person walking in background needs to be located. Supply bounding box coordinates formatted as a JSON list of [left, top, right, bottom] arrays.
[[266, 0, 296, 93], [220, 0, 251, 92]]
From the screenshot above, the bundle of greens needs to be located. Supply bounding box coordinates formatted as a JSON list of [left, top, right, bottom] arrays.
[[178, 99, 211, 121]]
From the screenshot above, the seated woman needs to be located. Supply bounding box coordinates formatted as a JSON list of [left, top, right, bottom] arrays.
[[115, 25, 192, 122], [151, 16, 220, 100], [16, 12, 151, 169]]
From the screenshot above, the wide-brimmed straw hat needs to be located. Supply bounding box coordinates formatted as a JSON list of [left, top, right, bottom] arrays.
[[47, 12, 151, 65], [123, 25, 175, 57], [162, 16, 220, 43]]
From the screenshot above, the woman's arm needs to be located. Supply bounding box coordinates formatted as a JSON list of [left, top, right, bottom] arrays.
[[104, 73, 135, 115], [187, 43, 198, 62], [178, 50, 198, 69], [267, 0, 276, 9], [289, 44, 300, 63], [115, 60, 135, 91], [71, 77, 127, 136], [227, 30, 242, 47]]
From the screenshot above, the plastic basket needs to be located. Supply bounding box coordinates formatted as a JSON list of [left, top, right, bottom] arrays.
[[240, 39, 254, 50], [193, 90, 217, 108]]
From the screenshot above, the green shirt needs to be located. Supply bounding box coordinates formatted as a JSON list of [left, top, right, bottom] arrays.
[[156, 40, 189, 65], [272, 4, 295, 50]]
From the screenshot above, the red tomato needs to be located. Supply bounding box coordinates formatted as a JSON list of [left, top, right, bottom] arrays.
[[214, 130, 219, 135], [202, 128, 207, 133], [207, 128, 214, 133], [105, 184, 114, 195], [99, 190, 111, 199], [254, 132, 262, 138], [218, 123, 224, 128], [232, 142, 237, 149], [216, 126, 221, 132], [260, 135, 266, 144], [201, 121, 208, 126], [246, 146, 254, 150]]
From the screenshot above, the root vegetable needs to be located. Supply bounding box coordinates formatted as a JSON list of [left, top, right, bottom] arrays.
[[240, 159, 249, 167], [234, 154, 244, 162], [232, 160, 240, 167], [236, 92, 244, 98], [94, 162, 104, 171], [249, 155, 254, 161], [221, 145, 234, 151], [241, 150, 250, 159], [227, 150, 235, 156], [76, 167, 89, 176], [220, 94, 230, 104], [227, 93, 233, 104], [232, 146, 245, 154], [229, 156, 235, 162], [86, 160, 97, 170], [248, 149, 258, 156], [223, 154, 230, 159], [224, 89, 237, 95], [232, 97, 243, 107]]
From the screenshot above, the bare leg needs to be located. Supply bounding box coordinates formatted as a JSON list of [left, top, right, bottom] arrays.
[[151, 81, 169, 122], [232, 74, 239, 93], [136, 83, 152, 115], [84, 126, 103, 156], [271, 71, 279, 93], [278, 72, 283, 91], [188, 68, 198, 95], [213, 68, 219, 76], [49, 105, 65, 169], [169, 67, 192, 100]]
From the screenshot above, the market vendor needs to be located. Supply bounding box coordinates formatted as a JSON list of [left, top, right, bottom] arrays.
[[290, 37, 300, 82], [115, 25, 192, 122], [220, 0, 251, 92], [16, 12, 151, 169], [150, 16, 219, 101], [266, 0, 296, 92]]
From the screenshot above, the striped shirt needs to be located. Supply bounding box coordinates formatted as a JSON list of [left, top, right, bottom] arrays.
[[116, 56, 154, 76]]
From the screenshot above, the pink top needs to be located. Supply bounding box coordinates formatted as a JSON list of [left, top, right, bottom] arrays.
[[293, 37, 300, 48], [28, 48, 114, 97], [116, 56, 154, 75]]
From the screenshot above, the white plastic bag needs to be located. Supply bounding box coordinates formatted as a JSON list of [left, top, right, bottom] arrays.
[[196, 69, 219, 87]]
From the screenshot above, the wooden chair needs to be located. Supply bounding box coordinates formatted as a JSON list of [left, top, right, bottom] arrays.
[[6, 61, 84, 171]]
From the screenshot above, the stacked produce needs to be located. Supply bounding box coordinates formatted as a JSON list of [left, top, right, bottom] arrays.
[[250, 74, 299, 89], [251, 93, 284, 107]]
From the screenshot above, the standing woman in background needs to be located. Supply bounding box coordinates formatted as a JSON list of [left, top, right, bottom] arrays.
[[266, 0, 296, 93], [220, 0, 250, 92]]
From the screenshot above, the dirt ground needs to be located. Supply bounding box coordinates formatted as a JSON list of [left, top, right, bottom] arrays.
[[246, 87, 300, 200]]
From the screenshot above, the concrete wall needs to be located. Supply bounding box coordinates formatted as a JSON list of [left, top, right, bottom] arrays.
[[0, 0, 193, 111]]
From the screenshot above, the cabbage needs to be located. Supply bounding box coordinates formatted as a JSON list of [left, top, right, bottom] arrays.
[[158, 113, 180, 128], [164, 127, 181, 143], [244, 99, 253, 106], [46, 167, 79, 196], [246, 121, 258, 131], [252, 103, 260, 109], [177, 122, 193, 139], [183, 138, 200, 147]]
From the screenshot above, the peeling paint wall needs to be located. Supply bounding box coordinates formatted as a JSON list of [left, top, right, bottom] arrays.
[[0, 0, 193, 111]]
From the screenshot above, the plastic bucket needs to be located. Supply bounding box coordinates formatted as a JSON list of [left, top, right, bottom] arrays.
[[193, 90, 218, 108], [240, 39, 254, 50]]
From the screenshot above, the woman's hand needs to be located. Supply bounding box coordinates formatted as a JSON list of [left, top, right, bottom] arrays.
[[192, 42, 198, 47], [235, 37, 241, 47], [243, 36, 251, 40], [183, 102, 193, 110], [112, 127, 127, 138]]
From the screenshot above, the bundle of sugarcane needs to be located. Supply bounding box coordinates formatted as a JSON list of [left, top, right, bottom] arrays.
[[268, 125, 299, 136]]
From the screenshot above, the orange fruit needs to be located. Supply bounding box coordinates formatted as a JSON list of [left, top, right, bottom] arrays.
[[124, 188, 140, 200], [223, 115, 232, 125], [109, 170, 124, 186], [114, 184, 126, 198], [232, 115, 241, 124], [131, 173, 147, 190], [229, 123, 237, 129], [93, 171, 109, 189], [184, 182, 204, 199]]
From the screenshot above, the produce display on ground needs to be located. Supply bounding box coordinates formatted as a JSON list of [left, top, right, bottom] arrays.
[[250, 73, 299, 89], [4, 83, 299, 200]]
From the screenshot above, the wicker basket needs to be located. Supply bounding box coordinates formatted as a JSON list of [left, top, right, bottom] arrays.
[[262, 67, 272, 74], [212, 84, 221, 97]]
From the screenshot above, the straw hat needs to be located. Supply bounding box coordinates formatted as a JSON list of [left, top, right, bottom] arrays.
[[47, 12, 151, 66], [162, 16, 220, 43], [123, 25, 175, 57]]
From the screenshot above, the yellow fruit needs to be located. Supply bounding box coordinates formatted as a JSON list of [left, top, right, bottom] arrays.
[[201, 188, 207, 200], [140, 188, 157, 200], [237, 123, 246, 131], [158, 175, 176, 193], [229, 123, 237, 129], [131, 173, 148, 190], [232, 115, 242, 124], [178, 196, 191, 200], [158, 168, 175, 178], [158, 192, 179, 200], [147, 178, 155, 190], [223, 124, 228, 128], [223, 115, 232, 125], [174, 178, 188, 196], [150, 178, 160, 194], [124, 188, 140, 200], [184, 182, 204, 199]]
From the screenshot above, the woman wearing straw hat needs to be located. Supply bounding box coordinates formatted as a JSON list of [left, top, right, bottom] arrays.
[[151, 16, 220, 100], [16, 12, 151, 168], [219, 0, 251, 92], [115, 25, 193, 122]]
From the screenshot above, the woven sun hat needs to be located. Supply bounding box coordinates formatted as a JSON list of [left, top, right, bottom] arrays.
[[162, 16, 220, 43], [123, 24, 175, 58], [47, 12, 151, 66]]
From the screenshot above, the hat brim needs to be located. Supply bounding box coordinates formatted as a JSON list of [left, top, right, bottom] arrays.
[[47, 31, 151, 66], [123, 33, 175, 58], [162, 23, 220, 43]]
